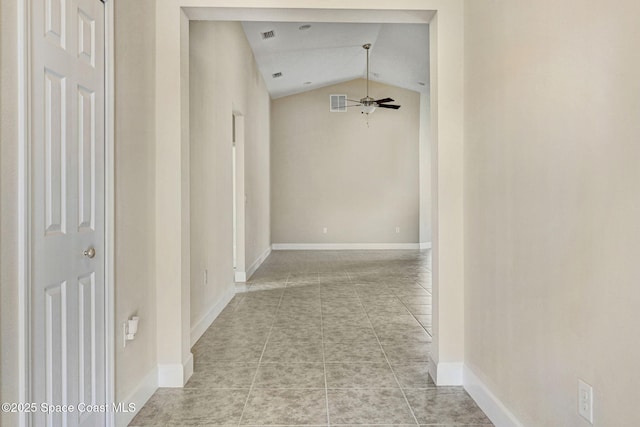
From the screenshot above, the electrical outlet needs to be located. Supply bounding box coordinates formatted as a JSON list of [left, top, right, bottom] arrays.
[[322, 227, 328, 234], [396, 226, 400, 233], [123, 316, 140, 348], [578, 379, 593, 423]]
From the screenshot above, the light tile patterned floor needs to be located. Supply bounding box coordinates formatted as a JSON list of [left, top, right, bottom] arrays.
[[130, 250, 493, 427]]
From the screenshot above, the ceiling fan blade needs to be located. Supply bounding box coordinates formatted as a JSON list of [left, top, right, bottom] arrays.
[[374, 98, 394, 104], [377, 104, 401, 110], [346, 99, 363, 103]]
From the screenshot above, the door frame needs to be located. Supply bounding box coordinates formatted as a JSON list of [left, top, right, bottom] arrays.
[[16, 0, 116, 425], [231, 111, 246, 282], [157, 1, 464, 388]]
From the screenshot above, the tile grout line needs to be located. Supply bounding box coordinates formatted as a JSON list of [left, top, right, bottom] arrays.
[[347, 270, 421, 427], [236, 272, 289, 427], [393, 289, 433, 337], [319, 271, 332, 427], [413, 273, 434, 336]]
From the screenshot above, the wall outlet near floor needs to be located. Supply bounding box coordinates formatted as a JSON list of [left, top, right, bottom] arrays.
[[322, 227, 328, 234], [395, 226, 400, 233], [123, 315, 140, 348], [578, 379, 594, 423]]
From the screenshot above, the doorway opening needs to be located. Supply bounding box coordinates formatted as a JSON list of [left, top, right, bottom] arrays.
[[157, 2, 466, 395]]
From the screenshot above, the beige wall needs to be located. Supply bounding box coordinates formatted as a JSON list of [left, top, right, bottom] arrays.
[[189, 21, 271, 327], [464, 1, 640, 425], [244, 83, 272, 268], [272, 79, 420, 244], [1, 0, 20, 425], [114, 0, 158, 402], [419, 92, 432, 244]]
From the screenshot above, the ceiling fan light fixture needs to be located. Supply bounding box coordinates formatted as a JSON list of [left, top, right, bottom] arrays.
[[339, 43, 400, 117], [361, 105, 376, 115]]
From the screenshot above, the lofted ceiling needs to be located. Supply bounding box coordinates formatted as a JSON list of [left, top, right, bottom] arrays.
[[241, 21, 429, 99]]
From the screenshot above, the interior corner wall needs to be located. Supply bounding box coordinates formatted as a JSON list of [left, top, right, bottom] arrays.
[[1, 0, 21, 425], [189, 21, 270, 329], [271, 79, 420, 245], [464, 1, 640, 425], [114, 0, 158, 404]]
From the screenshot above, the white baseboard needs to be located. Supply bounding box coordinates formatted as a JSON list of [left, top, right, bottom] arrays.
[[464, 365, 525, 427], [183, 353, 194, 384], [190, 285, 235, 346], [116, 367, 157, 427], [419, 242, 432, 249], [428, 355, 463, 385], [157, 353, 193, 387], [246, 245, 272, 280], [429, 355, 437, 383], [234, 246, 272, 283], [272, 243, 421, 250]]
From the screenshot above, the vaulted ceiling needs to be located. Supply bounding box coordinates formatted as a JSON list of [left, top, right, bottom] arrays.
[[241, 21, 429, 99]]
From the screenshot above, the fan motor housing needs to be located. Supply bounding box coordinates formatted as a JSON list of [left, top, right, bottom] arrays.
[[360, 96, 376, 106]]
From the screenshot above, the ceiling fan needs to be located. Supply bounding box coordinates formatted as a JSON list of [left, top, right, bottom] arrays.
[[347, 43, 401, 114]]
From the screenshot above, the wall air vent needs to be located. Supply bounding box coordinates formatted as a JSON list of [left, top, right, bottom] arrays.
[[272, 72, 283, 78], [330, 94, 347, 112], [260, 30, 276, 39]]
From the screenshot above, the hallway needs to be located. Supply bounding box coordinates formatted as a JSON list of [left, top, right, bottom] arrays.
[[130, 250, 492, 426]]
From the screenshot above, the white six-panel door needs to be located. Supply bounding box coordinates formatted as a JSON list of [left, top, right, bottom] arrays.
[[30, 0, 105, 425]]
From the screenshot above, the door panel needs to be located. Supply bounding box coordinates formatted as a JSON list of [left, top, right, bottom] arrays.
[[44, 281, 68, 427], [31, 0, 105, 425], [45, 0, 66, 48], [77, 10, 95, 67], [77, 86, 95, 232], [44, 69, 67, 236], [77, 272, 96, 424]]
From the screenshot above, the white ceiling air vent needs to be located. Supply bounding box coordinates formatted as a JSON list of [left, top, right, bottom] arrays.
[[330, 94, 347, 112], [260, 30, 275, 39]]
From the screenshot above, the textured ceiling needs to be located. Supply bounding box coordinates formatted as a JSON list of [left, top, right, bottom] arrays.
[[241, 21, 429, 99]]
